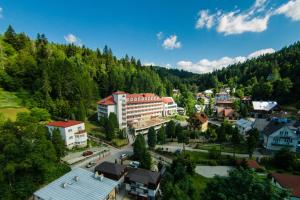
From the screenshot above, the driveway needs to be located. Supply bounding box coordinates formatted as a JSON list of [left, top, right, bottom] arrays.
[[195, 166, 234, 178]]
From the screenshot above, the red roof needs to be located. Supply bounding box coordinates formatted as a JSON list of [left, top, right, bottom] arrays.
[[162, 97, 174, 104], [271, 173, 300, 197], [47, 120, 83, 128], [236, 160, 261, 170], [113, 91, 127, 95], [97, 95, 116, 105]]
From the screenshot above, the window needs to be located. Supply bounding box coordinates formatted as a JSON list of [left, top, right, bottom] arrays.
[[68, 129, 72, 133], [69, 136, 73, 140]]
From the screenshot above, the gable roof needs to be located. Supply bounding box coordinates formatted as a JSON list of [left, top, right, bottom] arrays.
[[236, 159, 261, 170], [95, 162, 126, 177], [263, 122, 285, 136], [194, 112, 208, 124], [47, 120, 83, 128], [271, 173, 300, 197], [125, 168, 160, 185], [97, 95, 116, 105], [34, 168, 118, 200], [162, 97, 174, 104]]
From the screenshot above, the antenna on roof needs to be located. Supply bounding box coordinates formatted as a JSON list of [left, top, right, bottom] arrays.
[[74, 176, 79, 182], [61, 182, 68, 188]]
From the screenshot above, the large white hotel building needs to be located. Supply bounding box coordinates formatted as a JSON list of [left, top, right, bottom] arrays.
[[97, 91, 177, 134]]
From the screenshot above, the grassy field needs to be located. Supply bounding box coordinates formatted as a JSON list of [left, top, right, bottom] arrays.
[[85, 120, 128, 147], [0, 88, 29, 120], [196, 143, 248, 154]]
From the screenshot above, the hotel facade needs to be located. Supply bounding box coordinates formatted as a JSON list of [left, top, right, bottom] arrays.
[[97, 91, 177, 134]]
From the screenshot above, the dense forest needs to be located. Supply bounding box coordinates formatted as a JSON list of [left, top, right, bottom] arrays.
[[1, 25, 299, 121], [192, 43, 300, 106], [0, 25, 198, 119]]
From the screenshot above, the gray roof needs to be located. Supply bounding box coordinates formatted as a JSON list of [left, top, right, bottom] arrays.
[[34, 168, 118, 200], [95, 162, 126, 176], [126, 168, 160, 185], [263, 122, 285, 136]]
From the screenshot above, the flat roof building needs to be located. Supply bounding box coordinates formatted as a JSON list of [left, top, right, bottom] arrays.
[[33, 168, 118, 200]]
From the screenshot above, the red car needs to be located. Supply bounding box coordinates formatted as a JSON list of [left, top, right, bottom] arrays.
[[82, 150, 93, 156]]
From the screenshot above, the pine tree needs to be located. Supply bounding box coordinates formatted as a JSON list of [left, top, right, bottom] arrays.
[[147, 127, 156, 149]]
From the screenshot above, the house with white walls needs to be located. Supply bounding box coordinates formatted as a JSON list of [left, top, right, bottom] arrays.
[[47, 120, 87, 149]]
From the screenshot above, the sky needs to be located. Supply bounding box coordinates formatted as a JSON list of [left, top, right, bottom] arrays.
[[0, 0, 300, 73]]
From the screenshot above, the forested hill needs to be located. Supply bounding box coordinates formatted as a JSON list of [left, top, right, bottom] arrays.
[[193, 42, 300, 106], [0, 25, 197, 120]]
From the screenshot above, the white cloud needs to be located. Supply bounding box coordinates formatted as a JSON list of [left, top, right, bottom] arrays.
[[162, 35, 182, 50], [156, 32, 164, 40], [176, 48, 275, 74], [64, 34, 78, 44], [0, 7, 3, 18], [195, 0, 300, 35], [248, 48, 275, 58], [143, 62, 156, 66], [275, 0, 300, 21], [195, 10, 215, 29]]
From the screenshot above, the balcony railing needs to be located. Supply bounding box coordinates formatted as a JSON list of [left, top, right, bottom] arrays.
[[74, 130, 87, 135]]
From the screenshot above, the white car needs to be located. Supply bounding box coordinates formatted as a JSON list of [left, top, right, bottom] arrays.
[[129, 161, 140, 168], [120, 153, 128, 160]]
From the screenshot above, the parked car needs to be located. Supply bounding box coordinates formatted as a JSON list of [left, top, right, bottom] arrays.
[[120, 153, 128, 160], [129, 161, 140, 168], [86, 161, 97, 168], [82, 150, 93, 156]]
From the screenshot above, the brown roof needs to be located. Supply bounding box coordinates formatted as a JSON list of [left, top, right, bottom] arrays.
[[236, 159, 261, 169], [97, 95, 115, 105], [125, 168, 160, 186], [47, 120, 83, 128], [95, 162, 126, 176], [195, 112, 208, 124], [271, 173, 300, 197]]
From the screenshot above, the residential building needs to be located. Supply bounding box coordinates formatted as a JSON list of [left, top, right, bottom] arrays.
[[235, 118, 254, 136], [263, 121, 299, 152], [188, 112, 208, 132], [177, 107, 186, 115], [271, 173, 300, 200], [94, 162, 127, 186], [47, 120, 87, 149], [33, 168, 118, 200], [162, 97, 177, 116], [252, 101, 278, 118], [216, 107, 238, 121], [204, 89, 213, 96], [172, 89, 179, 96], [215, 92, 230, 102], [125, 168, 161, 200], [97, 92, 176, 134]]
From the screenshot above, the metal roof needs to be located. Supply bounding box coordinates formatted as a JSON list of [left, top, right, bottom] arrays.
[[34, 168, 118, 200], [252, 101, 277, 111]]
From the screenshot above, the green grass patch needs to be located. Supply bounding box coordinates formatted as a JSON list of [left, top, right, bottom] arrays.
[[196, 143, 248, 154], [112, 138, 128, 147], [0, 107, 30, 121], [0, 88, 23, 108], [184, 150, 235, 166], [169, 114, 188, 121]]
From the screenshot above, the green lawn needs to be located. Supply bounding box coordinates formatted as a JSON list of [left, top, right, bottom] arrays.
[[183, 150, 234, 166], [196, 143, 248, 154], [0, 88, 30, 121], [169, 114, 188, 121], [0, 88, 22, 108], [85, 120, 128, 148]]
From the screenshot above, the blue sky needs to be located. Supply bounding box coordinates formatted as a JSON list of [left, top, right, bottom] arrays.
[[0, 0, 300, 73]]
